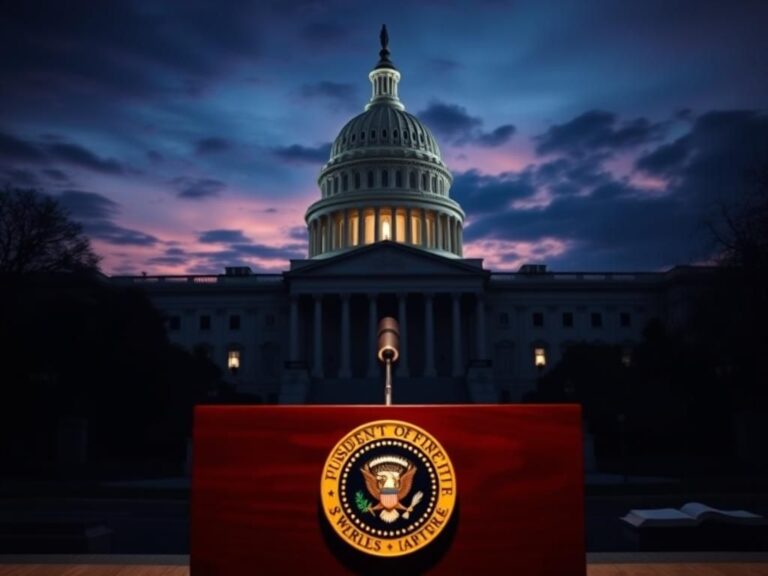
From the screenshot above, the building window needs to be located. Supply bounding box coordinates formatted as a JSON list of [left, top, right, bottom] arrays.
[[499, 312, 509, 327], [562, 312, 574, 328], [168, 315, 181, 331], [395, 170, 402, 188], [360, 131, 365, 141], [421, 173, 428, 190], [393, 129, 399, 139], [354, 172, 361, 189], [199, 315, 211, 331], [439, 179, 444, 195], [431, 175, 437, 192], [404, 131, 409, 140], [591, 312, 603, 328], [532, 312, 544, 327], [333, 177, 339, 194], [229, 315, 241, 330], [227, 349, 241, 374], [382, 169, 389, 187], [382, 129, 387, 138], [367, 171, 374, 188], [342, 173, 348, 192], [409, 171, 416, 189], [620, 312, 631, 327], [371, 130, 376, 140], [534, 347, 547, 368]]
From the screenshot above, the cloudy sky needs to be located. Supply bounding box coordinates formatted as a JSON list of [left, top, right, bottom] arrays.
[[2, 0, 767, 274]]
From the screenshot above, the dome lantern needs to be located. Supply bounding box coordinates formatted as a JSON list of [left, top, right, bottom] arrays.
[[366, 25, 404, 111]]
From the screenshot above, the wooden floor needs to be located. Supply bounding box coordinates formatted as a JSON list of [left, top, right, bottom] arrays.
[[0, 565, 767, 575]]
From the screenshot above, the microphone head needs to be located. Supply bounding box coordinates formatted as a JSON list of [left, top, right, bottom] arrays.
[[377, 316, 400, 363]]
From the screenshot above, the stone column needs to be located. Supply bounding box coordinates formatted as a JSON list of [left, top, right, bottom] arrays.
[[420, 209, 428, 247], [436, 213, 443, 250], [424, 293, 436, 377], [392, 208, 398, 243], [289, 295, 299, 362], [367, 294, 378, 377], [343, 210, 349, 249], [339, 293, 351, 378], [405, 209, 412, 244], [357, 209, 365, 246], [452, 293, 462, 376], [446, 217, 453, 254], [397, 293, 409, 377], [325, 214, 333, 253], [476, 293, 487, 359], [312, 295, 323, 377]]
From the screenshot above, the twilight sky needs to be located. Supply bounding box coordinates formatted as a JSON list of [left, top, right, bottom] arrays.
[[2, 0, 768, 274]]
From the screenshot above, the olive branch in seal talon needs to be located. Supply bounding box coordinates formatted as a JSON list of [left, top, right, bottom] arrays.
[[355, 490, 373, 514]]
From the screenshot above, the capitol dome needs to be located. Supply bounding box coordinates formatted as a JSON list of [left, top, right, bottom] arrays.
[[305, 26, 465, 259]]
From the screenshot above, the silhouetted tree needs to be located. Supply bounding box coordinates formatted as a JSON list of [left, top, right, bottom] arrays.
[[0, 186, 99, 274]]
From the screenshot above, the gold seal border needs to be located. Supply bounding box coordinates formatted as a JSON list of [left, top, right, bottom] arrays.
[[320, 419, 457, 557]]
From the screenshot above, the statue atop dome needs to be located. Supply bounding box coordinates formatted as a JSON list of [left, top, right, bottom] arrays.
[[375, 24, 395, 70]]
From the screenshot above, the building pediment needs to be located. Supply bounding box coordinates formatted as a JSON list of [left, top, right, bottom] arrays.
[[287, 241, 486, 279]]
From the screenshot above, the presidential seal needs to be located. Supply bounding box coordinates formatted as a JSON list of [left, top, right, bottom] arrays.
[[320, 420, 457, 557]]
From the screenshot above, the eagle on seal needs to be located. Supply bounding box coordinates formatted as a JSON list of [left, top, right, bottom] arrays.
[[361, 455, 423, 523]]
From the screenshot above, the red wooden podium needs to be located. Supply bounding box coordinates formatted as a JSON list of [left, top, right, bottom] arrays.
[[191, 405, 585, 575]]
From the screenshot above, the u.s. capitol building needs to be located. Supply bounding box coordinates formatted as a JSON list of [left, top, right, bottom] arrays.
[[114, 31, 707, 404]]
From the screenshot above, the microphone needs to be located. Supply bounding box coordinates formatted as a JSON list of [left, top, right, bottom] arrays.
[[377, 317, 400, 405]]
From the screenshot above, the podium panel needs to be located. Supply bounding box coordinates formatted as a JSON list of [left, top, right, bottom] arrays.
[[191, 405, 585, 575]]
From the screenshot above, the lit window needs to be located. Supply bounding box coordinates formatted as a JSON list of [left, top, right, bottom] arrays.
[[228, 350, 241, 373], [382, 218, 391, 240], [534, 347, 547, 368]]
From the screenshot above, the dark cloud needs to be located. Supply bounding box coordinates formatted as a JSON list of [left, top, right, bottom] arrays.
[[170, 176, 226, 199], [0, 131, 46, 162], [1, 167, 39, 186], [52, 189, 159, 247], [417, 101, 515, 147], [147, 150, 164, 163], [57, 190, 119, 220], [273, 142, 331, 163], [42, 168, 71, 182], [1, 131, 127, 174], [536, 110, 663, 158], [85, 221, 159, 246], [464, 108, 768, 270], [195, 137, 232, 155], [451, 169, 536, 215], [475, 124, 516, 147], [198, 229, 251, 243], [287, 226, 308, 241], [0, 2, 265, 104], [45, 142, 124, 174], [147, 247, 189, 267]]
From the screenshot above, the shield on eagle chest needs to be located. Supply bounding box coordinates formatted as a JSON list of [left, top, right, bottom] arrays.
[[380, 488, 398, 509]]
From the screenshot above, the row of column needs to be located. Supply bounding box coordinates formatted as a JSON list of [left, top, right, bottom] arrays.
[[288, 292, 486, 379], [308, 207, 463, 257]]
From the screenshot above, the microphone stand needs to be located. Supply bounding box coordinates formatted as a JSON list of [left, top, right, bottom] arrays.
[[385, 357, 393, 406]]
